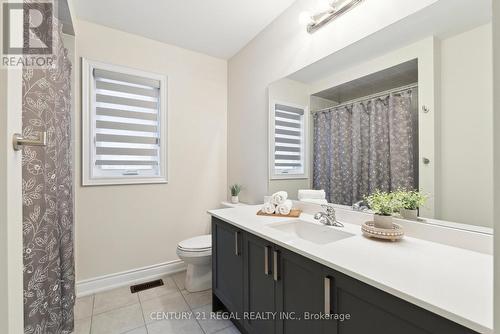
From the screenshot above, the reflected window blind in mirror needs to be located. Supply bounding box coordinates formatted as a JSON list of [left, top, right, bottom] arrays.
[[272, 103, 306, 178], [82, 59, 168, 185]]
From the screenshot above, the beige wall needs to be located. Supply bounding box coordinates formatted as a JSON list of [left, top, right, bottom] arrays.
[[228, 0, 438, 204], [74, 20, 227, 281], [439, 24, 493, 227], [493, 0, 499, 331]]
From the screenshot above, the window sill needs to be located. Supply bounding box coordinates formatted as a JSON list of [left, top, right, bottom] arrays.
[[82, 177, 168, 186]]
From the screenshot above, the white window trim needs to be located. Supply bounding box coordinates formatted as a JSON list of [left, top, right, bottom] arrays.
[[81, 58, 168, 186], [269, 99, 309, 180]]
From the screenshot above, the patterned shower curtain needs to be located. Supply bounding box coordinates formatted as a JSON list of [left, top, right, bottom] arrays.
[[22, 18, 75, 334], [313, 88, 417, 205]]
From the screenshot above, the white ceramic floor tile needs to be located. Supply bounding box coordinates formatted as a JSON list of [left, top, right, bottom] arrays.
[[74, 295, 94, 320], [138, 277, 179, 302], [172, 271, 187, 290], [93, 286, 139, 315], [214, 325, 241, 334], [182, 289, 212, 309], [147, 318, 204, 334], [141, 291, 190, 324], [193, 304, 232, 334], [72, 316, 91, 334], [91, 303, 145, 334]]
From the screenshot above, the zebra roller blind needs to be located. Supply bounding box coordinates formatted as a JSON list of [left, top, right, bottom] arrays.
[[273, 103, 306, 177], [83, 59, 167, 185]]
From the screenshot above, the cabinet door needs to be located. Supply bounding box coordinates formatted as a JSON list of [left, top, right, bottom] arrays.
[[212, 218, 244, 316], [275, 247, 325, 334], [325, 268, 477, 334], [243, 233, 276, 334]]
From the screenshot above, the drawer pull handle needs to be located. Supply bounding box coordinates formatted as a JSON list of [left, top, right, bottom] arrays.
[[234, 232, 240, 256], [273, 250, 279, 281], [264, 246, 270, 275], [324, 276, 331, 314]]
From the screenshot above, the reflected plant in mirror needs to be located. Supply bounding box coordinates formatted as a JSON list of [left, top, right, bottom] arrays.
[[395, 190, 427, 220]]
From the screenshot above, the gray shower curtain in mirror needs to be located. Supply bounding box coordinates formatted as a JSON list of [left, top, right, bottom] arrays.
[[22, 20, 74, 334], [313, 89, 417, 205]]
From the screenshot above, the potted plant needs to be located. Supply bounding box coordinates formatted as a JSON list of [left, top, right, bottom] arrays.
[[395, 190, 427, 220], [230, 184, 242, 204], [365, 190, 400, 229]]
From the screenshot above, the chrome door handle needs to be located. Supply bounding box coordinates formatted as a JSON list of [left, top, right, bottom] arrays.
[[234, 231, 240, 256], [324, 276, 332, 314], [13, 132, 47, 151], [273, 250, 279, 281], [264, 246, 271, 275]]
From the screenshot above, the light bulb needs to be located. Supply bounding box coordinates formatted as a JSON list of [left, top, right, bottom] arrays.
[[298, 11, 313, 25]]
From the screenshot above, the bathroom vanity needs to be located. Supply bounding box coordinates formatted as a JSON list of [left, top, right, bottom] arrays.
[[209, 206, 492, 334]]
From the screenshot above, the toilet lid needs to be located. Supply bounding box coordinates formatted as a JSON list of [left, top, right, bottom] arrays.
[[178, 235, 211, 252]]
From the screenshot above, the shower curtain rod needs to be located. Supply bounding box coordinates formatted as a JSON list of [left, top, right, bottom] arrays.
[[311, 83, 418, 114]]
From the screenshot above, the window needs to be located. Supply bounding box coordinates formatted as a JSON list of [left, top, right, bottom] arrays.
[[82, 59, 168, 185], [270, 102, 307, 179]]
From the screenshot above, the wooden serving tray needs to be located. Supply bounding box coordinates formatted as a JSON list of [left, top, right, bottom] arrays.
[[257, 209, 302, 218]]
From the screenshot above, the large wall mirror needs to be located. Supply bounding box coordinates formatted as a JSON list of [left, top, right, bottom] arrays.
[[267, 3, 492, 228]]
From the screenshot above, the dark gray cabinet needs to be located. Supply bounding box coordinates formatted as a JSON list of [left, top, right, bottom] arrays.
[[212, 217, 478, 334], [243, 233, 276, 334], [324, 268, 476, 334], [275, 247, 325, 334], [212, 218, 244, 317]]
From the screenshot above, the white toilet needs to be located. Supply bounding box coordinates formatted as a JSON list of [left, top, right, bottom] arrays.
[[176, 235, 212, 292]]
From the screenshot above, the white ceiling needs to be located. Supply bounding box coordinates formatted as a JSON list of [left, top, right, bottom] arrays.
[[74, 0, 296, 59]]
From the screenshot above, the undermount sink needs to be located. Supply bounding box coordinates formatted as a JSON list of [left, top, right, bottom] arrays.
[[267, 219, 354, 245]]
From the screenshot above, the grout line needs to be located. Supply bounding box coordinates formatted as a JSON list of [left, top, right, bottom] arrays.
[[137, 289, 149, 334], [175, 276, 207, 334]]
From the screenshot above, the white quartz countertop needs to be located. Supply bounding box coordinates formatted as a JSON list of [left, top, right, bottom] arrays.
[[208, 205, 493, 334]]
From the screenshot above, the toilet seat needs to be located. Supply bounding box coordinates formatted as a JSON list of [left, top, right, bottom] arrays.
[[177, 235, 211, 253]]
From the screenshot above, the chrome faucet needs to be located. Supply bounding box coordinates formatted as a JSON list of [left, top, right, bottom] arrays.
[[352, 200, 369, 212], [314, 204, 344, 227]]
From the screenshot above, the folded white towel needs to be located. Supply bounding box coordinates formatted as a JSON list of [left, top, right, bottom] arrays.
[[298, 189, 326, 200], [271, 191, 288, 205], [262, 202, 276, 214], [276, 200, 293, 215], [300, 198, 328, 205]]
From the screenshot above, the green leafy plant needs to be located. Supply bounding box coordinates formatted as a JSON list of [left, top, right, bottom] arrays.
[[394, 189, 427, 210], [365, 190, 400, 216], [230, 184, 242, 197]]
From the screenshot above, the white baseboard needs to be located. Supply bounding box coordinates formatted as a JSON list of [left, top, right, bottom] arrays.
[[76, 260, 186, 297]]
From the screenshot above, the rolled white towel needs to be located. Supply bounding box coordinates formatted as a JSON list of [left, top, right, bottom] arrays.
[[262, 202, 276, 214], [276, 200, 293, 215], [271, 191, 288, 205], [298, 189, 326, 200]]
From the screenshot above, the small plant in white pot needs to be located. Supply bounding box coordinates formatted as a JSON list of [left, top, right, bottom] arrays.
[[230, 184, 242, 204], [365, 190, 400, 229], [395, 190, 427, 220]]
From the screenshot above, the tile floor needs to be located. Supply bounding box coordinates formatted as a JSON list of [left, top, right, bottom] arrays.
[[73, 271, 241, 334]]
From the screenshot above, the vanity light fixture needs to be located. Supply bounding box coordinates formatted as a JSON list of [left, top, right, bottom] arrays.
[[301, 0, 364, 33]]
